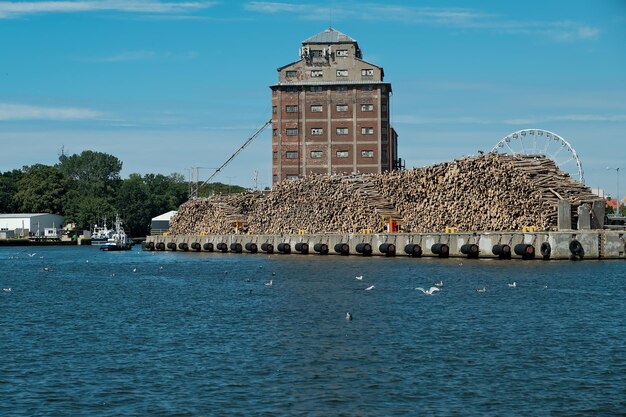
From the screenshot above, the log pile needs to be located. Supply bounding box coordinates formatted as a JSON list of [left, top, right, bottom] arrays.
[[168, 153, 602, 235]]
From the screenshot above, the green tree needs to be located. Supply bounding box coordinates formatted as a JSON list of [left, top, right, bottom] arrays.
[[115, 173, 152, 237], [58, 150, 122, 196], [0, 169, 23, 213], [15, 164, 69, 214]]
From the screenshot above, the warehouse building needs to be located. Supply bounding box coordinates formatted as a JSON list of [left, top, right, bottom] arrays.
[[150, 211, 177, 236], [0, 213, 65, 237], [271, 28, 402, 184]]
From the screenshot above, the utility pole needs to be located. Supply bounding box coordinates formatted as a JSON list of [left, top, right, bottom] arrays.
[[607, 167, 621, 216]]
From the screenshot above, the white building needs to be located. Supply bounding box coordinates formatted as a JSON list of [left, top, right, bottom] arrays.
[[0, 213, 65, 237], [150, 211, 177, 235]]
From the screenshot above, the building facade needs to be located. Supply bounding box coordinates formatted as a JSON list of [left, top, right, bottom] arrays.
[[270, 28, 400, 184]]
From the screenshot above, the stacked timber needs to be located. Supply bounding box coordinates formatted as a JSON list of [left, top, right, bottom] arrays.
[[168, 153, 602, 235]]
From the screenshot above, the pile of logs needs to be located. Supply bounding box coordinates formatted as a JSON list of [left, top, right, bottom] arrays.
[[168, 153, 602, 235]]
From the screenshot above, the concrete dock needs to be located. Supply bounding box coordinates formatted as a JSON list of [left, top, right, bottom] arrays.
[[144, 231, 626, 260]]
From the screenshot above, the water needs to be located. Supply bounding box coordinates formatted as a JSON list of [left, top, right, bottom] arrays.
[[1, 246, 625, 416]]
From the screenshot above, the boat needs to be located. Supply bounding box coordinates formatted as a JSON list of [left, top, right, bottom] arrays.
[[91, 219, 113, 245], [100, 216, 132, 251]]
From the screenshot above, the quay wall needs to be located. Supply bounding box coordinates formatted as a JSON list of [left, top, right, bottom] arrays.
[[145, 231, 626, 260]]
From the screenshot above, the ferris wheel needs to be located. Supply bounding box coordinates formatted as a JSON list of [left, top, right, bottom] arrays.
[[491, 128, 585, 184]]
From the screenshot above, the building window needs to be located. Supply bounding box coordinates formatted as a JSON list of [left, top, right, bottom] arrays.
[[286, 151, 298, 159], [310, 151, 323, 159], [361, 150, 374, 158], [273, 151, 278, 160], [336, 86, 348, 92], [311, 105, 323, 112], [336, 49, 348, 57], [336, 69, 348, 77], [361, 69, 374, 77], [311, 70, 323, 77], [361, 85, 374, 91], [336, 127, 348, 135], [286, 128, 298, 136], [311, 50, 323, 57], [381, 127, 388, 134], [272, 106, 277, 114], [309, 86, 323, 92], [273, 129, 278, 136], [361, 104, 373, 112], [285, 86, 298, 93], [336, 104, 348, 112], [286, 105, 298, 113], [336, 150, 349, 158], [286, 70, 297, 78], [311, 128, 323, 135], [381, 104, 388, 112], [286, 174, 299, 180], [361, 127, 374, 135]]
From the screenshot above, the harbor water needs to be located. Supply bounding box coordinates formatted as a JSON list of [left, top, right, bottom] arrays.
[[2, 246, 625, 416]]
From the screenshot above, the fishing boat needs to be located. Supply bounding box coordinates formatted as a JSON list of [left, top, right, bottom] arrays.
[[100, 216, 132, 251], [91, 219, 113, 245]]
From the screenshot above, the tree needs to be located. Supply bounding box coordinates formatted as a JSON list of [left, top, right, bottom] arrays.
[[15, 164, 68, 214], [0, 169, 23, 213], [58, 150, 122, 196]]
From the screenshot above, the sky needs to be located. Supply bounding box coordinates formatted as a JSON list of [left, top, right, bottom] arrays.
[[1, 0, 625, 197]]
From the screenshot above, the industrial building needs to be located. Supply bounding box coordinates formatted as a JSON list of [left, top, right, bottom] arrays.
[[150, 211, 178, 236], [0, 213, 65, 237], [270, 28, 401, 184]]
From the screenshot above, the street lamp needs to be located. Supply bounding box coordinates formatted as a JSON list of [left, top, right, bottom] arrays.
[[607, 167, 621, 216]]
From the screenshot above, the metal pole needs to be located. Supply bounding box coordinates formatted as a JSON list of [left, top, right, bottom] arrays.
[[615, 167, 620, 216]]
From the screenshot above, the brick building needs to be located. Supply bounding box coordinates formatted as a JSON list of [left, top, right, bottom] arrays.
[[270, 28, 401, 184]]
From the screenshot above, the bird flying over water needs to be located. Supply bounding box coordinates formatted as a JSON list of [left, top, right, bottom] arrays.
[[346, 312, 352, 320], [508, 282, 516, 288], [2, 288, 11, 292], [365, 285, 375, 291], [434, 281, 443, 287], [477, 287, 486, 293], [28, 253, 36, 257], [415, 287, 440, 295], [265, 280, 273, 286], [355, 275, 363, 280]]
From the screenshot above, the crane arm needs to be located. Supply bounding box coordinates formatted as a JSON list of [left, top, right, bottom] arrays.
[[199, 119, 272, 190]]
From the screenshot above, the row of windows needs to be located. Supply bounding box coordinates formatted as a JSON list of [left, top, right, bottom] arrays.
[[275, 150, 375, 159], [284, 85, 378, 93], [274, 104, 377, 113], [277, 127, 386, 136], [288, 69, 374, 78]]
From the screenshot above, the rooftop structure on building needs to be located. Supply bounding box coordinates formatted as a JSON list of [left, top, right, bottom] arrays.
[[270, 28, 402, 184]]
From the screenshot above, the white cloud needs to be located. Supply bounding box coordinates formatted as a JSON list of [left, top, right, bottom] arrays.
[[244, 2, 599, 42], [0, 103, 103, 121], [0, 1, 215, 19]]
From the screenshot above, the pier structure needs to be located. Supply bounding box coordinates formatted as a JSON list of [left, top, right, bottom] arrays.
[[144, 231, 626, 260]]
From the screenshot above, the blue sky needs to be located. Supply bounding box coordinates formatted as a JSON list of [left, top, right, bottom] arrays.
[[1, 0, 625, 197]]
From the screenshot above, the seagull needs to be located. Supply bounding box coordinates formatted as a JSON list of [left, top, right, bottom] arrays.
[[86, 260, 89, 263], [43, 267, 52, 272], [508, 282, 516, 288], [346, 312, 353, 320], [159, 266, 163, 270], [28, 253, 37, 257], [265, 280, 273, 286], [355, 275, 363, 280], [434, 280, 443, 287], [415, 287, 440, 295], [132, 268, 137, 272], [365, 285, 375, 291], [477, 287, 486, 293], [3, 288, 11, 292]]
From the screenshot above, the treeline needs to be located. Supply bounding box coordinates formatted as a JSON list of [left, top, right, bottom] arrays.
[[0, 150, 245, 237]]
